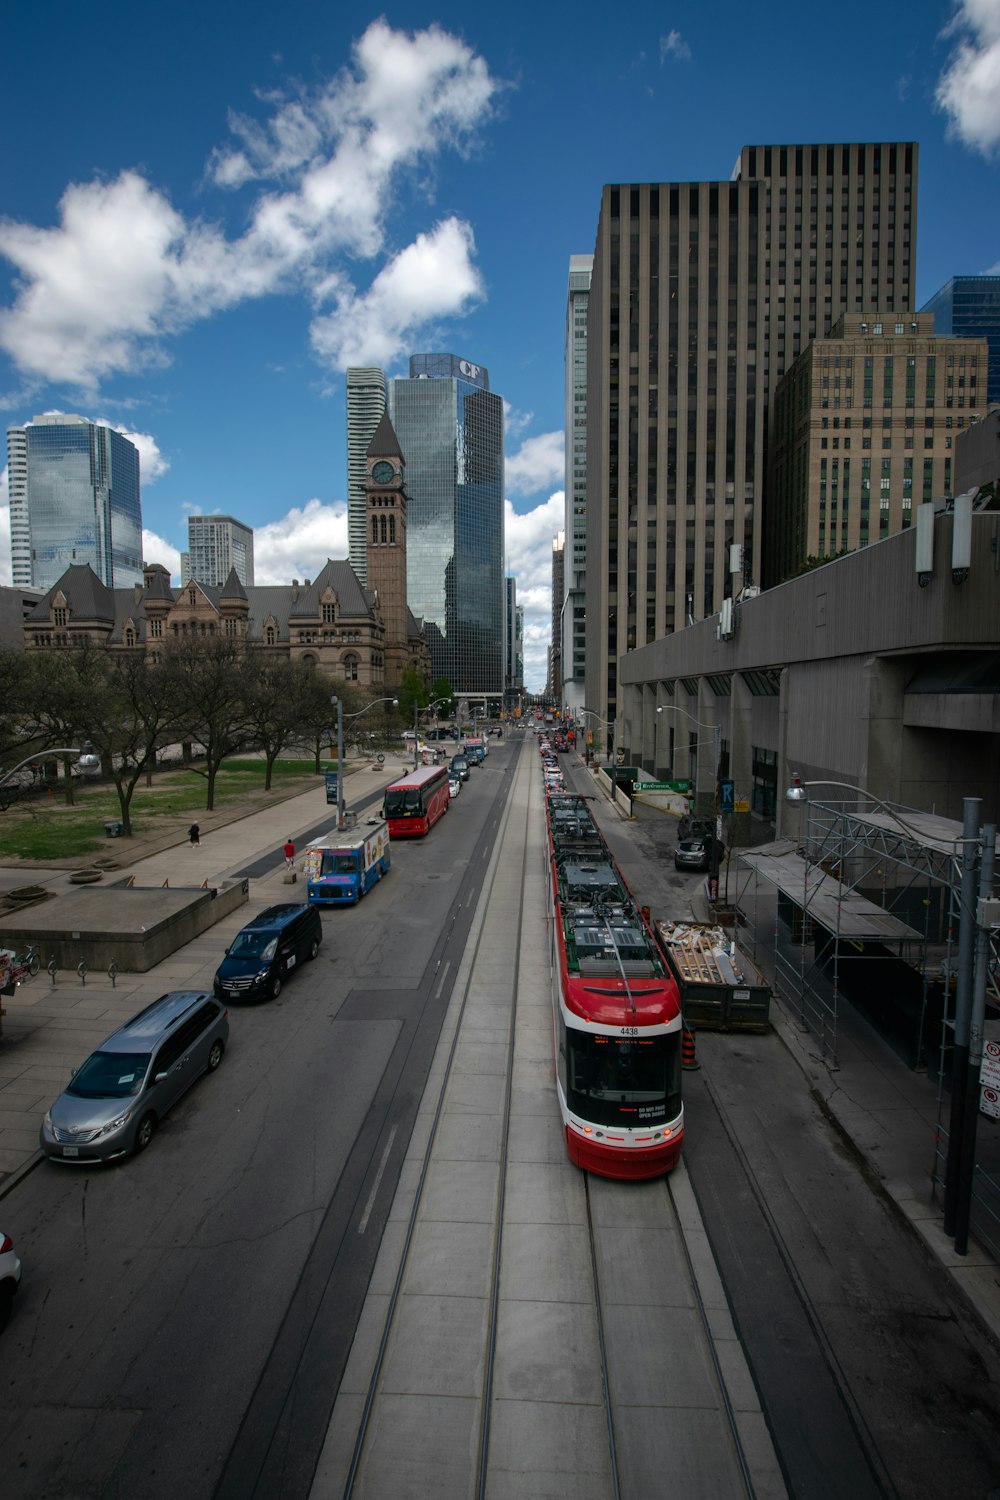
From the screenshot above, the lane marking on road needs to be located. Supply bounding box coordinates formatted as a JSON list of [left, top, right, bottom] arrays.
[[434, 960, 451, 1001], [358, 1125, 398, 1235]]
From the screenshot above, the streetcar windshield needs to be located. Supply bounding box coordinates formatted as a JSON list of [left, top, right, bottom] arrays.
[[566, 1032, 681, 1127]]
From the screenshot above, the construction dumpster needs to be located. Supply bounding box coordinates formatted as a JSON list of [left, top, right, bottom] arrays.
[[654, 920, 771, 1033]]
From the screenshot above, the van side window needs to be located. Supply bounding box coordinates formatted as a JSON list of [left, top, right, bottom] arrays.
[[192, 1002, 220, 1032], [153, 1032, 188, 1075]]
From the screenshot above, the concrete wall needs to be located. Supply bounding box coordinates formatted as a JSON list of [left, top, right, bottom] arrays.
[[620, 513, 1000, 837], [0, 878, 249, 975]]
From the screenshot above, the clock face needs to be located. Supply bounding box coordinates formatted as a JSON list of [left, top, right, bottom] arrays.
[[371, 460, 395, 485]]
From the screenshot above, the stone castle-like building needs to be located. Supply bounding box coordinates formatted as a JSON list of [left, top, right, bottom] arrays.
[[20, 416, 430, 691]]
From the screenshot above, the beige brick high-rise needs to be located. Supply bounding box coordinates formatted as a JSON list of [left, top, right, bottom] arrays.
[[769, 313, 987, 580], [584, 142, 918, 730]]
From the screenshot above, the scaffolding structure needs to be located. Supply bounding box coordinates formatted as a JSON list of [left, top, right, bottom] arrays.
[[734, 796, 1000, 1253]]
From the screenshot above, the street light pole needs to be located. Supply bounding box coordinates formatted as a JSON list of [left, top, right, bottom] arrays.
[[330, 696, 345, 830], [944, 795, 983, 1237], [656, 705, 720, 808]]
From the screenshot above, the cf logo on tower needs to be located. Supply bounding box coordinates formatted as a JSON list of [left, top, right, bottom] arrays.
[[458, 360, 480, 380]]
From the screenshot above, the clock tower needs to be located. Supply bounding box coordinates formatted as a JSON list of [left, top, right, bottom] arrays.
[[365, 411, 411, 687]]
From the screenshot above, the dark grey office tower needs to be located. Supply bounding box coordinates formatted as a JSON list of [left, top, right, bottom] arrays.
[[584, 143, 918, 729], [921, 276, 1000, 406], [388, 354, 505, 695]]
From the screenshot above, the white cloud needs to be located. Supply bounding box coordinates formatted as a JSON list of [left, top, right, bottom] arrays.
[[250, 498, 349, 584], [505, 430, 564, 497], [660, 31, 692, 63], [0, 21, 502, 393], [100, 422, 169, 484], [142, 496, 349, 588], [505, 491, 564, 691], [141, 527, 181, 580], [935, 1, 1000, 155], [309, 218, 483, 368]]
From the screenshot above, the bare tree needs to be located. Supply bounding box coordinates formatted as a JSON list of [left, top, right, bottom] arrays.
[[67, 652, 181, 835], [164, 639, 254, 811], [243, 655, 308, 790]]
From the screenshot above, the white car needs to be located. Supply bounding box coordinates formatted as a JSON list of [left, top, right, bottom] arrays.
[[448, 776, 461, 799], [0, 1229, 22, 1330]]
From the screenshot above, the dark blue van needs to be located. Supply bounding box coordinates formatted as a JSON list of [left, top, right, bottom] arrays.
[[213, 903, 322, 1002]]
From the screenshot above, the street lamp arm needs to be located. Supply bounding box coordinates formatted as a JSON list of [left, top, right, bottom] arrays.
[[342, 696, 398, 723], [0, 747, 82, 790], [785, 774, 931, 847]]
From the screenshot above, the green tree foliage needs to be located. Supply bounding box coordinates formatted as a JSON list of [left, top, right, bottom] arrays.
[[394, 666, 427, 725]]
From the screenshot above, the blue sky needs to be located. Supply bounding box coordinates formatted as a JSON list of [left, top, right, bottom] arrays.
[[1, 2, 998, 690]]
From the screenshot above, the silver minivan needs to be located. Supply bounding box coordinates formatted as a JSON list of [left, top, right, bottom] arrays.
[[40, 991, 229, 1163]]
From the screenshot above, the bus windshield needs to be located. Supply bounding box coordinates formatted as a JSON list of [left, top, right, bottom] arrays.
[[384, 787, 422, 817]]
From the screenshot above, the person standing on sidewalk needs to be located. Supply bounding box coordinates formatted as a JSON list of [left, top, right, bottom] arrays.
[[189, 823, 200, 847], [283, 837, 295, 870]]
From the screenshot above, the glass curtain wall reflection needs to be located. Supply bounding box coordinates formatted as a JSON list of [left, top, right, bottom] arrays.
[[8, 415, 142, 591], [389, 355, 504, 694]]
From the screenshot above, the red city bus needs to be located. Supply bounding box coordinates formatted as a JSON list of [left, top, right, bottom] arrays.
[[382, 764, 451, 837]]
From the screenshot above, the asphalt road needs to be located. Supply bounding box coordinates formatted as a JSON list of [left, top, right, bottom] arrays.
[[3, 739, 1000, 1500], [0, 744, 517, 1500]]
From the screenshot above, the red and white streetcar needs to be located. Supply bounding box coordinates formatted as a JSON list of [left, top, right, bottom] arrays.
[[545, 790, 684, 1180]]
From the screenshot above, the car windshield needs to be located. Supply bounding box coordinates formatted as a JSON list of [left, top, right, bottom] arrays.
[[67, 1050, 151, 1099], [229, 932, 278, 960]]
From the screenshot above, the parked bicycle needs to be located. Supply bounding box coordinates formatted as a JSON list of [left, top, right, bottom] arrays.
[[0, 946, 39, 991]]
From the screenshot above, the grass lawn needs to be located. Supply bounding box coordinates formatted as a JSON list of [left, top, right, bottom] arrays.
[[0, 758, 328, 861]]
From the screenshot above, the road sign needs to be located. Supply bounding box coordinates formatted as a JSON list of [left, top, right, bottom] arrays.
[[720, 779, 735, 814], [325, 772, 339, 805]]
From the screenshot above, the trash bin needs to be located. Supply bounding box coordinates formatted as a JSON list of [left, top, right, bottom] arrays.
[[104, 820, 124, 838]]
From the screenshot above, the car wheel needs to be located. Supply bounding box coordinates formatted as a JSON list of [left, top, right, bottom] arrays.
[[270, 973, 282, 1000], [308, 938, 320, 961], [207, 1038, 224, 1072], [135, 1113, 156, 1154]]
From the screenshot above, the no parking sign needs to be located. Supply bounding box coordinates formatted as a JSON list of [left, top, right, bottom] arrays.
[[981, 1038, 1000, 1119]]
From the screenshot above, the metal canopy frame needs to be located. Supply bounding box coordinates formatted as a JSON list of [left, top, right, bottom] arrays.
[[734, 797, 1000, 1069]]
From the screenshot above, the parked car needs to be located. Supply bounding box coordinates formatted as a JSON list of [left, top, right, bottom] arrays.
[[0, 1229, 21, 1330], [39, 991, 229, 1164], [450, 754, 470, 782], [674, 837, 712, 872], [678, 814, 715, 841], [448, 776, 461, 799], [214, 903, 321, 1002]]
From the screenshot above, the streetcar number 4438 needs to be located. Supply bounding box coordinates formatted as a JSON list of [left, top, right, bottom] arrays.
[[619, 1027, 639, 1037]]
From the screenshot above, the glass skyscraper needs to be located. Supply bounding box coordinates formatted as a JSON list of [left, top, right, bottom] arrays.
[[6, 414, 142, 591], [921, 276, 1000, 406], [388, 354, 504, 695]]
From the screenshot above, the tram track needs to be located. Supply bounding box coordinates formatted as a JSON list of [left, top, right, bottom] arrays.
[[327, 739, 772, 1500]]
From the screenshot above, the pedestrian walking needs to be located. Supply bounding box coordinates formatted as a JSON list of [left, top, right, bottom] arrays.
[[283, 837, 295, 870], [188, 823, 201, 847]]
